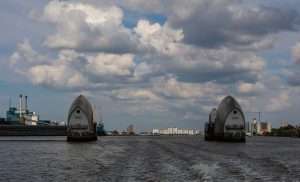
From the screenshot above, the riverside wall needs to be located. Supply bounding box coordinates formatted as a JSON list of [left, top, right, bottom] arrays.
[[0, 125, 67, 136]]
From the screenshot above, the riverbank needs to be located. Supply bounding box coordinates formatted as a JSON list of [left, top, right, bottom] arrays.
[[0, 125, 67, 136]]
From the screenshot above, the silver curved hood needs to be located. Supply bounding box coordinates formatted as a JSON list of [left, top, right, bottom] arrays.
[[214, 95, 244, 134], [68, 95, 93, 125]]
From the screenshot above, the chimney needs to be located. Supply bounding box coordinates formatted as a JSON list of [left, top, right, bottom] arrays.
[[19, 94, 22, 117], [9, 97, 11, 109], [25, 95, 28, 116]]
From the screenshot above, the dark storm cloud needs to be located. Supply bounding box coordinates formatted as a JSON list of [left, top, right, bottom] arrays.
[[169, 3, 300, 49]]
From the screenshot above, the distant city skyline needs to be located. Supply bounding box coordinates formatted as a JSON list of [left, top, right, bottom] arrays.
[[1, 0, 300, 131]]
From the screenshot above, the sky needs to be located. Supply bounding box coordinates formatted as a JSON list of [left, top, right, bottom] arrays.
[[1, 0, 300, 132]]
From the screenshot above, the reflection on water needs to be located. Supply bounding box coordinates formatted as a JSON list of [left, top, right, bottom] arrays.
[[0, 136, 299, 181]]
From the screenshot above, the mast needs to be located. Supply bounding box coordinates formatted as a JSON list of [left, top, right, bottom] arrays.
[[99, 106, 104, 124]]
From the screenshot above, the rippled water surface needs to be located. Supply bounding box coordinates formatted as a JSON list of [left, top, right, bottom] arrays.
[[0, 136, 299, 181]]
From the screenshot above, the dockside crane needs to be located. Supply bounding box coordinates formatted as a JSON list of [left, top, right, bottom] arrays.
[[246, 111, 262, 122]]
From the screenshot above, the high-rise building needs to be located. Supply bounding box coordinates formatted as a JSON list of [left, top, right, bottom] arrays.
[[188, 130, 194, 135], [281, 122, 288, 127], [256, 122, 262, 135], [253, 118, 257, 124], [267, 122, 272, 133], [127, 124, 134, 135], [252, 120, 272, 135], [152, 129, 159, 135], [172, 128, 178, 134]]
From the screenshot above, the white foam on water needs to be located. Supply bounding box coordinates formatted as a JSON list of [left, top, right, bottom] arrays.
[[191, 162, 220, 181]]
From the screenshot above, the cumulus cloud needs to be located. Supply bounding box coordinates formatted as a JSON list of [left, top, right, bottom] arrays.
[[237, 82, 266, 95], [85, 53, 135, 80], [265, 91, 291, 112], [7, 0, 300, 124], [106, 89, 161, 102], [292, 42, 300, 65], [104, 88, 169, 115], [151, 75, 225, 99], [10, 39, 51, 66], [282, 43, 300, 87], [169, 1, 300, 49], [133, 20, 267, 84], [28, 64, 89, 88], [283, 69, 300, 86], [132, 62, 156, 82], [182, 112, 202, 121], [125, 104, 169, 115], [10, 39, 52, 75], [26, 1, 270, 86], [159, 46, 266, 84], [10, 40, 142, 89], [122, 0, 300, 50], [133, 21, 267, 83], [73, 90, 94, 98], [40, 1, 139, 53], [134, 20, 183, 54]]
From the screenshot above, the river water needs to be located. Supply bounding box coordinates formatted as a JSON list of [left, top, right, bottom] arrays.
[[0, 136, 299, 181]]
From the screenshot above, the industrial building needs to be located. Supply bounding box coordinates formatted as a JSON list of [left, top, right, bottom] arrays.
[[252, 118, 272, 135], [67, 95, 97, 141], [205, 95, 246, 142], [6, 95, 39, 125]]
